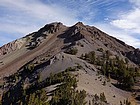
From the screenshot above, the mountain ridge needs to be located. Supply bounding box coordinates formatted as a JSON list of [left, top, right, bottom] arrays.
[[0, 22, 138, 77], [0, 22, 140, 105], [0, 22, 136, 58]]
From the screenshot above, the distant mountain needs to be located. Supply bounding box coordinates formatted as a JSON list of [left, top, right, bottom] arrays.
[[0, 22, 139, 105]]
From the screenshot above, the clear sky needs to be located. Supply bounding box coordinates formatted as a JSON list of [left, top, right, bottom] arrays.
[[0, 0, 140, 48]]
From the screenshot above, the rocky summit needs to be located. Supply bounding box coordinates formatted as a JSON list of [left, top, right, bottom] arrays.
[[0, 22, 140, 105]]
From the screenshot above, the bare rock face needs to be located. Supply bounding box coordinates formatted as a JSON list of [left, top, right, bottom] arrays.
[[35, 22, 64, 37], [0, 38, 26, 57], [126, 48, 140, 64]]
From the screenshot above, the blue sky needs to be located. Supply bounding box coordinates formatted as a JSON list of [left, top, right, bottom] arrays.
[[0, 0, 140, 48]]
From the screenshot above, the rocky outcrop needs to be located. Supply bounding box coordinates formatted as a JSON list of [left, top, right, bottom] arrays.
[[126, 48, 140, 64], [34, 22, 64, 38], [0, 38, 26, 57]]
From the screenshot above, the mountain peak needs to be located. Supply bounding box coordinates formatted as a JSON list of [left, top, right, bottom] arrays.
[[49, 22, 63, 26], [36, 22, 66, 36], [1, 22, 140, 105], [75, 22, 84, 26]]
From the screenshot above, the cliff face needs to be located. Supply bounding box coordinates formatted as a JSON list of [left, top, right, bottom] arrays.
[[0, 38, 26, 57]]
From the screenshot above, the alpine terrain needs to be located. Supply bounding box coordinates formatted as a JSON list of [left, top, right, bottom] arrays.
[[0, 22, 140, 105]]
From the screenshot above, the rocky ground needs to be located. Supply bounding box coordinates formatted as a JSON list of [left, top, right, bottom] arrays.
[[0, 22, 140, 105]]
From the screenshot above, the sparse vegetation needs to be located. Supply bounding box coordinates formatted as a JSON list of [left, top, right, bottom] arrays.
[[1, 22, 140, 105], [25, 63, 35, 72], [97, 48, 104, 52], [2, 68, 86, 105], [92, 93, 108, 105], [75, 63, 83, 69], [100, 55, 137, 90], [26, 89, 49, 105], [80, 50, 138, 91], [27, 41, 38, 50], [81, 51, 96, 64], [77, 42, 84, 47], [65, 67, 77, 72], [65, 47, 78, 55], [100, 92, 107, 103], [120, 99, 131, 105]]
